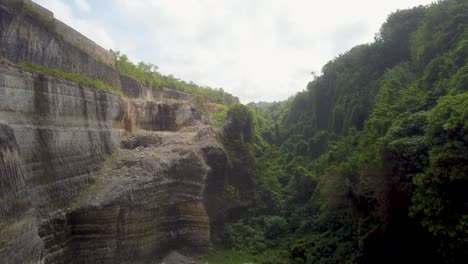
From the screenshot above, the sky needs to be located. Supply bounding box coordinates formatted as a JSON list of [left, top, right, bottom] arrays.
[[34, 0, 435, 103]]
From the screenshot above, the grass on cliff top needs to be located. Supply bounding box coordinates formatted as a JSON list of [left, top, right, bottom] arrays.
[[18, 62, 126, 97], [197, 248, 291, 264], [197, 249, 255, 264]]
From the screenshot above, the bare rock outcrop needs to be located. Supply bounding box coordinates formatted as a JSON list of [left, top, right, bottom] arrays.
[[0, 59, 229, 263], [0, 1, 230, 262], [0, 1, 120, 89], [158, 251, 194, 264]]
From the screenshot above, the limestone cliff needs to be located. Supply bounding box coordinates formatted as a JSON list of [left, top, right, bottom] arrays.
[[0, 57, 228, 263], [0, 1, 229, 263]]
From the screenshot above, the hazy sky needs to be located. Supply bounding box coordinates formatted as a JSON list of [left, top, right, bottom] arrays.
[[34, 0, 435, 103]]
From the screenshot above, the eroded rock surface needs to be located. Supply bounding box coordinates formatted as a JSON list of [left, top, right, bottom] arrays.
[[158, 251, 194, 264], [0, 59, 228, 263], [0, 1, 229, 262]]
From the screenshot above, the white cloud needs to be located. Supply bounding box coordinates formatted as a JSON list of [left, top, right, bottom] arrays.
[[34, 0, 435, 103], [74, 0, 90, 13]]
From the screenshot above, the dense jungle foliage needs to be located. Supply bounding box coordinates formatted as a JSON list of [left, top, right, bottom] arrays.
[[215, 1, 468, 263]]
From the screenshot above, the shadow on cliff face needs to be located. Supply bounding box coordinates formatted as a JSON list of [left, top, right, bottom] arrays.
[[0, 122, 27, 219], [31, 75, 56, 184]]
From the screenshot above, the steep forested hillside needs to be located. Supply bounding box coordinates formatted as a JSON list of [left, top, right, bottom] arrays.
[[208, 0, 468, 263]]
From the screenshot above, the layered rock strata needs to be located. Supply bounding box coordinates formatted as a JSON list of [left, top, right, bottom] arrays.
[[0, 59, 228, 263], [0, 1, 120, 89], [0, 1, 229, 262], [0, 1, 196, 102]]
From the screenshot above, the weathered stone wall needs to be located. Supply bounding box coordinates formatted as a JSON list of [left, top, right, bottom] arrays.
[[0, 58, 123, 262], [119, 100, 208, 132], [0, 121, 26, 218], [5, 0, 54, 19], [0, 59, 228, 263], [0, 2, 229, 262], [3, 0, 115, 66], [0, 1, 206, 103], [119, 73, 149, 99], [154, 88, 194, 101], [0, 59, 124, 212], [0, 1, 120, 89], [54, 20, 115, 66]]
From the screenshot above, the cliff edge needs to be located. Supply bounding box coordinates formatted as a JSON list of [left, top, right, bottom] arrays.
[[0, 1, 229, 263]]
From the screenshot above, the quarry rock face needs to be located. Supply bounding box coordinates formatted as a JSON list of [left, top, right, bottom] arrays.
[[0, 1, 120, 89], [0, 2, 229, 263], [0, 60, 227, 263], [0, 59, 227, 263]]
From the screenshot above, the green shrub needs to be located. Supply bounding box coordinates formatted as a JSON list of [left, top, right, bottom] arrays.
[[262, 216, 288, 239], [225, 222, 267, 253], [197, 249, 254, 264], [211, 108, 228, 128]]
